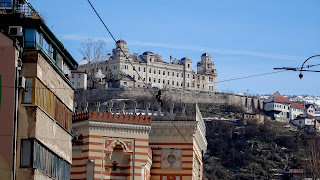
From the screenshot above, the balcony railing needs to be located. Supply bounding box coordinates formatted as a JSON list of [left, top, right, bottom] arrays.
[[0, 1, 42, 20]]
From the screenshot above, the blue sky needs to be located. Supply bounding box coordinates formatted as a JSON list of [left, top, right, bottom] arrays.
[[29, 0, 320, 96]]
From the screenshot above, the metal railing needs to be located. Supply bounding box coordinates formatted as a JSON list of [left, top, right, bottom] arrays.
[[0, 1, 42, 20]]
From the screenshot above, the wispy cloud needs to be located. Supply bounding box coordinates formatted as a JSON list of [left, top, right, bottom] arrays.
[[59, 33, 304, 61]]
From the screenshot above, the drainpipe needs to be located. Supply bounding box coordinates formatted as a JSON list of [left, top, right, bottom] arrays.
[[12, 45, 22, 180], [12, 67, 19, 180]]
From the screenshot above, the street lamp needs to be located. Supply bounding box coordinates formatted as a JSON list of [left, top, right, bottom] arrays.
[[299, 55, 320, 79], [274, 55, 320, 79]]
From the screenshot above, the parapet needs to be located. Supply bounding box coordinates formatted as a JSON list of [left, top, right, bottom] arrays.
[[72, 111, 152, 125]]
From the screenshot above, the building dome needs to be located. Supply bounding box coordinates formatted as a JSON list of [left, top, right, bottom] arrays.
[[116, 39, 127, 44], [201, 53, 211, 57], [143, 51, 153, 55]]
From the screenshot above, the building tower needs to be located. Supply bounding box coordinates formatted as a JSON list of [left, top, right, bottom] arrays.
[[197, 53, 216, 75]]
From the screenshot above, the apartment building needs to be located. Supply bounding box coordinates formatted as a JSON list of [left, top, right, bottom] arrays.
[[0, 1, 78, 179]]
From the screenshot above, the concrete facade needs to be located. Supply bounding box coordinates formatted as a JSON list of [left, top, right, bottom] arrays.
[[0, 2, 78, 179], [78, 40, 217, 92]]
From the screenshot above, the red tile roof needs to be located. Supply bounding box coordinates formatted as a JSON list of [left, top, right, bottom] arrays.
[[291, 103, 305, 109], [274, 96, 291, 104]]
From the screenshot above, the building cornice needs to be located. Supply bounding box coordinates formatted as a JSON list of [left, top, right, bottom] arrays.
[[72, 120, 151, 135]]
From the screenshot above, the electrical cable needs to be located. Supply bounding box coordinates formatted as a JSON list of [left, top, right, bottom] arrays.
[[86, 0, 193, 149]]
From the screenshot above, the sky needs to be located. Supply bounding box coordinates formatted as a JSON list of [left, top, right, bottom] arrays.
[[29, 0, 320, 96]]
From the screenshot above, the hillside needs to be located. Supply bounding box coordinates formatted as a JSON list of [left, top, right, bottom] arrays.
[[203, 120, 320, 180]]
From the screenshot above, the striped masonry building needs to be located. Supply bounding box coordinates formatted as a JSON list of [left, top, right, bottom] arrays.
[[71, 103, 207, 180]]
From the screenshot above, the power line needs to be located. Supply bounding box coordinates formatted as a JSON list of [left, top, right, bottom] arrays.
[[86, 0, 193, 149], [0, 70, 290, 90], [216, 70, 286, 83]]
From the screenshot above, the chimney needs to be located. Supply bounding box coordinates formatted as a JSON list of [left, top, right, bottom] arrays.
[[170, 56, 173, 64]]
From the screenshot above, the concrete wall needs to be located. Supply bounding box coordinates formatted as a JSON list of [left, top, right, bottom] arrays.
[[75, 89, 264, 112]]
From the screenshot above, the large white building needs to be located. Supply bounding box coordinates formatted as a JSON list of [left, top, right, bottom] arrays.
[[78, 40, 218, 92]]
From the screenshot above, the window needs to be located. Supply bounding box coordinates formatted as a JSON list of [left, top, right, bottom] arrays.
[[154, 70, 156, 74], [105, 66, 108, 71], [197, 84, 200, 88], [158, 79, 160, 83], [193, 75, 195, 79], [78, 82, 80, 86], [182, 73, 184, 78], [197, 76, 200, 80], [92, 68, 94, 72], [172, 72, 174, 76], [149, 77, 151, 82], [163, 80, 165, 84], [24, 29, 36, 48], [72, 74, 74, 78], [181, 82, 183, 86], [133, 75, 135, 80], [202, 76, 205, 80], [163, 71, 165, 75], [177, 73, 179, 77], [187, 83, 190, 87], [203, 85, 204, 89], [177, 81, 179, 86], [172, 81, 174, 85], [23, 78, 33, 103], [150, 58, 152, 62], [133, 66, 135, 70], [21, 139, 70, 179], [21, 139, 32, 167], [149, 68, 151, 73], [168, 71, 170, 76], [144, 67, 146, 72], [159, 70, 161, 74], [154, 78, 156, 82], [168, 80, 170, 84], [78, 74, 81, 78], [187, 74, 190, 78]]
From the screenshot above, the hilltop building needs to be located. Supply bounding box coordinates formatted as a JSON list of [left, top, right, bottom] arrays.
[[71, 103, 207, 180], [0, 1, 78, 179], [77, 40, 217, 92]]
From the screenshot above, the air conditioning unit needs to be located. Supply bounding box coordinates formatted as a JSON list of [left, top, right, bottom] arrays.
[[18, 76, 26, 89], [8, 26, 23, 36]]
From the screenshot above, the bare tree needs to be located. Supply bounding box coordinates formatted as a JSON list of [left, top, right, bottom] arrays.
[[79, 38, 107, 63]]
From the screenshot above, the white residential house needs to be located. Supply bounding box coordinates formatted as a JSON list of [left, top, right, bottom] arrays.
[[71, 70, 88, 90], [291, 114, 319, 133], [264, 92, 317, 122], [305, 104, 316, 117], [264, 94, 291, 122], [290, 103, 305, 120]]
